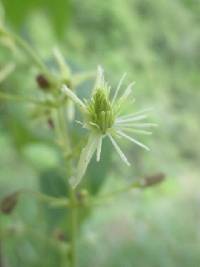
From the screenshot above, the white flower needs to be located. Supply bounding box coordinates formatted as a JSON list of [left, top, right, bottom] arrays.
[[62, 66, 156, 188]]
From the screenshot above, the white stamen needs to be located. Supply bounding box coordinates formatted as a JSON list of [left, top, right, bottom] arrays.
[[89, 122, 100, 130], [117, 130, 150, 151], [118, 108, 153, 120], [96, 136, 103, 161], [114, 127, 152, 135], [62, 85, 86, 112], [116, 114, 148, 123], [115, 122, 158, 128], [108, 134, 130, 166], [94, 65, 104, 90], [112, 73, 127, 105], [117, 82, 135, 105]]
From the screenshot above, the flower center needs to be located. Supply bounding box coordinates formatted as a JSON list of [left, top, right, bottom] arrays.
[[87, 88, 115, 134]]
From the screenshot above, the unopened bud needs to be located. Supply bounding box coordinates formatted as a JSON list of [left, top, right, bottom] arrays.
[[36, 74, 50, 90], [76, 189, 88, 205], [141, 173, 165, 188], [47, 117, 54, 129], [0, 192, 19, 214], [88, 88, 115, 134], [53, 228, 67, 242]]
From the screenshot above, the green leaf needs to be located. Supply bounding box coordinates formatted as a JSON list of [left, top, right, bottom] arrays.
[[2, 0, 70, 36]]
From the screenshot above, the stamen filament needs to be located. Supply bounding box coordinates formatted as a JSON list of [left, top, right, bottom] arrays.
[[116, 114, 148, 123], [115, 122, 157, 128], [62, 85, 86, 112], [96, 136, 103, 161], [114, 127, 152, 135], [117, 130, 150, 151], [118, 108, 153, 120], [112, 73, 127, 105], [108, 134, 130, 166]]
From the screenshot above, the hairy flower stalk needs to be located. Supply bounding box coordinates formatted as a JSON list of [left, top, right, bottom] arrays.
[[62, 66, 156, 187]]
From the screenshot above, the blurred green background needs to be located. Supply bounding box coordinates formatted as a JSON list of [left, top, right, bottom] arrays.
[[0, 0, 200, 266]]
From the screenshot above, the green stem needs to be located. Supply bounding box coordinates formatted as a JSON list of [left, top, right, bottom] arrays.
[[92, 181, 141, 205], [20, 189, 69, 207], [0, 91, 49, 106], [56, 106, 78, 267], [70, 187, 77, 267], [8, 31, 48, 74], [0, 239, 3, 267]]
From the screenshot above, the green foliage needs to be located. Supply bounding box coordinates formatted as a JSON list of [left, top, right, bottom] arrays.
[[0, 0, 199, 266], [2, 0, 70, 35]]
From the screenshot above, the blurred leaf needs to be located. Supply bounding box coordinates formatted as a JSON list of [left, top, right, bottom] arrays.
[[22, 143, 59, 171], [39, 168, 68, 198], [2, 0, 71, 36], [39, 168, 69, 229]]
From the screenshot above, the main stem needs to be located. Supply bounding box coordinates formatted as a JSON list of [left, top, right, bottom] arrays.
[[70, 187, 77, 267], [56, 106, 78, 267]]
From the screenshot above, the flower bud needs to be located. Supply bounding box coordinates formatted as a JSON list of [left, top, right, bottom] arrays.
[[87, 88, 115, 134], [53, 228, 67, 242], [47, 117, 54, 129], [0, 192, 19, 214], [141, 173, 165, 188], [76, 189, 88, 205], [36, 74, 50, 90]]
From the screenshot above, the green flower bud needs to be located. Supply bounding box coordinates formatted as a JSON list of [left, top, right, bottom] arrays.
[[87, 88, 115, 134]]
